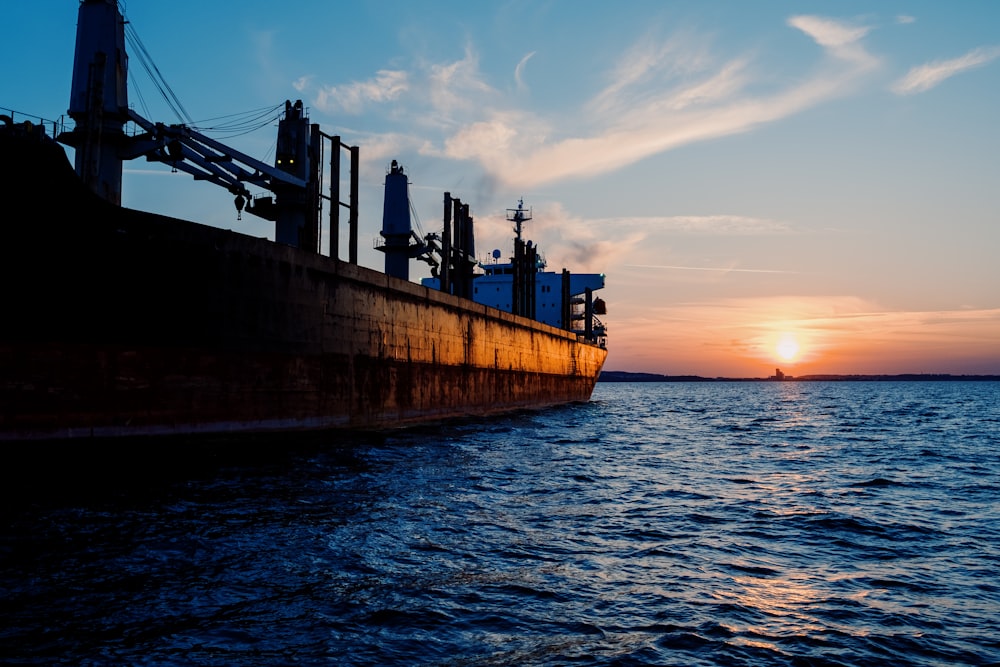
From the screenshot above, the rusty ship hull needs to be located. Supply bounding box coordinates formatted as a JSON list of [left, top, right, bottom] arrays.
[[0, 128, 606, 441]]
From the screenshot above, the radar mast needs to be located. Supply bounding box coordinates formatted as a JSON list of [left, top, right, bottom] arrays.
[[506, 199, 532, 242]]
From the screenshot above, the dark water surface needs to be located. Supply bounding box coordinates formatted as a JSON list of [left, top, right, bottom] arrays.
[[2, 381, 999, 666]]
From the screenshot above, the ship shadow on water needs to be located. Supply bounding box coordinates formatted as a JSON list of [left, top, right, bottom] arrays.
[[0, 401, 593, 508], [0, 431, 374, 510]]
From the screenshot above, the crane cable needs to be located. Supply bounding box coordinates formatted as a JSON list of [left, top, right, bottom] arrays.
[[118, 2, 284, 139], [120, 6, 193, 126]]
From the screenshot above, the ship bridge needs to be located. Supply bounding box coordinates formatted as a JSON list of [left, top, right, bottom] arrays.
[[423, 200, 607, 346]]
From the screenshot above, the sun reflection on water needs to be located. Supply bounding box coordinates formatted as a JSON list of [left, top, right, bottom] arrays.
[[714, 568, 872, 650]]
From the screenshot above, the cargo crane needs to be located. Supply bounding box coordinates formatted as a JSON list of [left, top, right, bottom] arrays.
[[55, 0, 603, 344], [376, 160, 478, 297], [58, 0, 359, 259]]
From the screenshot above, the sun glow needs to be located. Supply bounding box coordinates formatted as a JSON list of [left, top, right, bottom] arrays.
[[776, 333, 800, 362]]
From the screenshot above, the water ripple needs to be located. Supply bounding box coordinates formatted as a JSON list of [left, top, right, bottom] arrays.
[[2, 381, 999, 666]]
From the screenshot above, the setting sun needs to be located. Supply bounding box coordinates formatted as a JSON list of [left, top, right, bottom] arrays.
[[776, 334, 800, 362]]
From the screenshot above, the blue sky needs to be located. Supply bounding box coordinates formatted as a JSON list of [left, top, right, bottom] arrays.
[[4, 1, 999, 375]]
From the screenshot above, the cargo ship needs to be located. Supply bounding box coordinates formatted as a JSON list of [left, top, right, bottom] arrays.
[[0, 0, 607, 441]]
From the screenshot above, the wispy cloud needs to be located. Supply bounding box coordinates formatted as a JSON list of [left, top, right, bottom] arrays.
[[347, 132, 424, 176], [787, 15, 875, 66], [314, 70, 409, 114], [472, 202, 645, 273], [612, 214, 792, 235], [892, 46, 1000, 95], [442, 116, 519, 160], [451, 16, 878, 188], [514, 51, 536, 92], [305, 15, 879, 190], [588, 33, 714, 116], [628, 264, 796, 274], [472, 210, 791, 276], [427, 45, 496, 117], [662, 59, 750, 112]]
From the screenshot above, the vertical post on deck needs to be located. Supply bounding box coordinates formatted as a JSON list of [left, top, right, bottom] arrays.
[[441, 192, 452, 294], [585, 287, 594, 341], [349, 145, 359, 265], [561, 269, 571, 330], [329, 134, 340, 260]]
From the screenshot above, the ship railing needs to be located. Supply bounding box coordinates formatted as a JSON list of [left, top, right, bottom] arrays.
[[568, 312, 607, 347], [372, 229, 426, 250], [0, 107, 70, 139], [0, 106, 183, 142]]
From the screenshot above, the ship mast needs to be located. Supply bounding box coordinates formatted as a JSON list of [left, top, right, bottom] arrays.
[[508, 199, 536, 319], [507, 199, 532, 242]]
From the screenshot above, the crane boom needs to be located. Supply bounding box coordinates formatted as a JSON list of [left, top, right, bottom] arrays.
[[58, 0, 346, 252]]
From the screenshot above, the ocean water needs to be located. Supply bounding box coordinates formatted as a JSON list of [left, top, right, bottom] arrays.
[[2, 381, 999, 666]]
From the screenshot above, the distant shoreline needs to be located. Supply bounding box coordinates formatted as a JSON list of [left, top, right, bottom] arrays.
[[599, 371, 1000, 383]]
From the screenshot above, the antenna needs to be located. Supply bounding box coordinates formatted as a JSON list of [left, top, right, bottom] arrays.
[[506, 198, 532, 242]]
